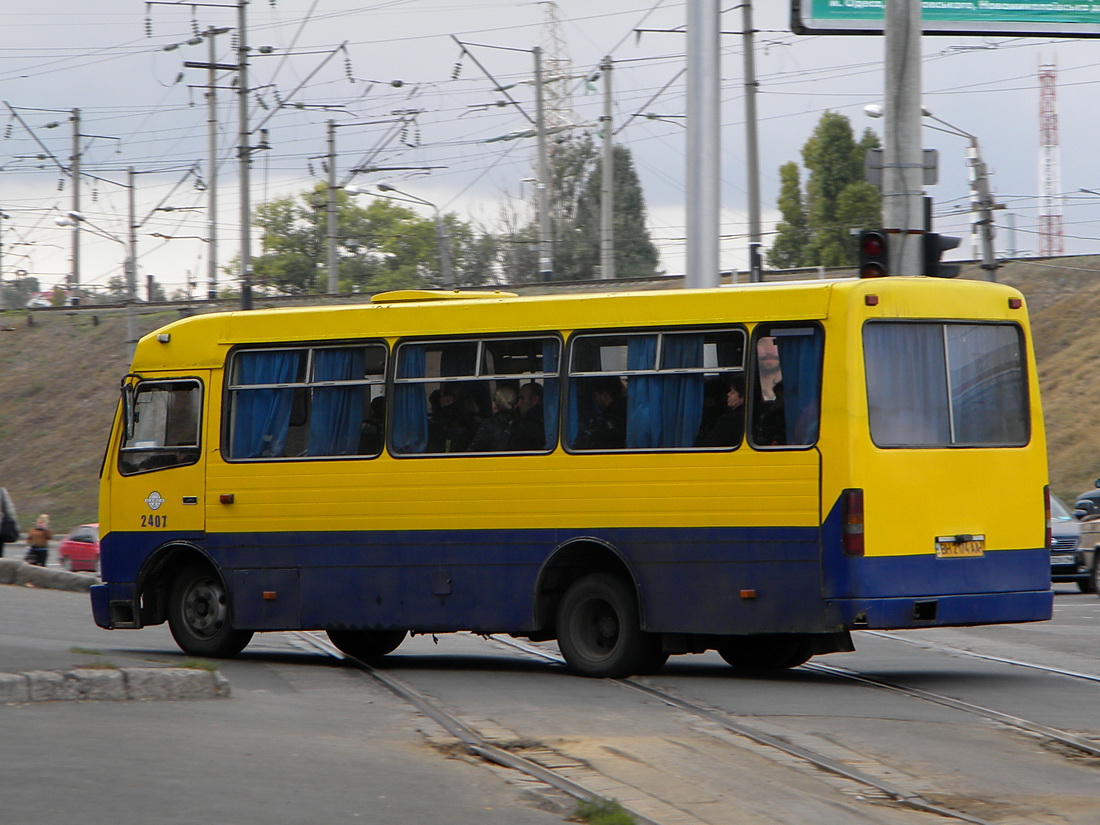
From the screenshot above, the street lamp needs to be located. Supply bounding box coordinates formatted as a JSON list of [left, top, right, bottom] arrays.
[[347, 183, 455, 288], [866, 104, 999, 280]]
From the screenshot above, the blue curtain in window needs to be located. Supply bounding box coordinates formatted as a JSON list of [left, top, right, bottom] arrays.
[[659, 334, 704, 447], [231, 351, 301, 458], [542, 340, 560, 448], [776, 330, 824, 445], [393, 346, 428, 453], [626, 336, 660, 448], [308, 348, 365, 456]]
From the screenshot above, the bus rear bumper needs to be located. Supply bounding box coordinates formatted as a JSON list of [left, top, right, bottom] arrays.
[[828, 589, 1053, 630]]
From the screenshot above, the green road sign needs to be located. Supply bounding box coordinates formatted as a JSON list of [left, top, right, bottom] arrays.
[[792, 0, 1100, 36]]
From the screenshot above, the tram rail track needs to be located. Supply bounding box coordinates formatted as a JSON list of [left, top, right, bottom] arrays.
[[292, 629, 1100, 825]]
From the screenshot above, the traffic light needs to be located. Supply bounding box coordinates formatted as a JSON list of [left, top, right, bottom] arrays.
[[857, 229, 889, 278], [923, 233, 962, 278]]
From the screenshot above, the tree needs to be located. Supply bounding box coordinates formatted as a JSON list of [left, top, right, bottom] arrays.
[[502, 134, 660, 282], [572, 145, 660, 279], [767, 111, 881, 269], [251, 185, 495, 295], [767, 162, 810, 269]]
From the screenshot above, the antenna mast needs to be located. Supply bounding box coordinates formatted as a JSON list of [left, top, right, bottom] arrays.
[[1038, 59, 1063, 257]]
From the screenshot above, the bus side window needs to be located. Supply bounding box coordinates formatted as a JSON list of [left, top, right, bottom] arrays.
[[567, 329, 745, 452], [750, 327, 823, 449]]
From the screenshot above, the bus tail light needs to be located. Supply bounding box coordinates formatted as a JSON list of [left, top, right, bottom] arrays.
[[1044, 485, 1051, 549], [842, 488, 865, 556]]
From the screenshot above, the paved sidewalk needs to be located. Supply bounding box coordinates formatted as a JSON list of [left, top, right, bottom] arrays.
[[0, 559, 228, 701]]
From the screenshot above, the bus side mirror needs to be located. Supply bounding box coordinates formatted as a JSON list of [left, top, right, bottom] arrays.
[[122, 383, 136, 443]]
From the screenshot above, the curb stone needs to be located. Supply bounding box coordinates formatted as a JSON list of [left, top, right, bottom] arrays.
[[0, 558, 95, 592], [1, 668, 230, 703]]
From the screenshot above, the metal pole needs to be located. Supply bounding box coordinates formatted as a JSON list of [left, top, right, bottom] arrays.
[[128, 167, 138, 302], [967, 141, 998, 280], [326, 119, 339, 294], [533, 46, 553, 282], [599, 55, 615, 280], [237, 0, 253, 309], [0, 211, 5, 312], [434, 211, 454, 288], [206, 29, 219, 300], [742, 1, 762, 282], [882, 0, 924, 276], [71, 107, 81, 293], [686, 0, 720, 289]]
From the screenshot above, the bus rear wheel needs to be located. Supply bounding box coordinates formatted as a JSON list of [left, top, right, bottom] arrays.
[[717, 634, 813, 671], [326, 629, 407, 661], [556, 573, 661, 678], [167, 563, 253, 658]]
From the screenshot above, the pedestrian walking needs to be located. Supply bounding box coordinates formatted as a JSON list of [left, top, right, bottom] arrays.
[[25, 514, 51, 567], [0, 487, 18, 558]]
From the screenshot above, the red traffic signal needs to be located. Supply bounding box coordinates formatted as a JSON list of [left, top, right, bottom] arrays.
[[858, 229, 889, 278]]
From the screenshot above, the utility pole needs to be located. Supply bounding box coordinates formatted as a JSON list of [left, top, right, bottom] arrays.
[[127, 166, 138, 302], [70, 107, 81, 294], [686, 0, 720, 289], [882, 0, 924, 276], [533, 46, 553, 282], [742, 1, 762, 283], [205, 27, 228, 300], [599, 55, 614, 280], [327, 119, 339, 294], [0, 210, 6, 311], [236, 0, 253, 309]]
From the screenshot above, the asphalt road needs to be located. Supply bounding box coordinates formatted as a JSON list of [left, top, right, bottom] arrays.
[[4, 581, 1099, 825], [0, 585, 568, 825]]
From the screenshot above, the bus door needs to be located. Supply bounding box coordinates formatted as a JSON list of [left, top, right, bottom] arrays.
[[107, 375, 208, 570]]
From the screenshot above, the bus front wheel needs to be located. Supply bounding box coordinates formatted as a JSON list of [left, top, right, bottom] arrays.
[[167, 563, 253, 658], [326, 629, 407, 661], [717, 634, 813, 671], [556, 573, 661, 678]]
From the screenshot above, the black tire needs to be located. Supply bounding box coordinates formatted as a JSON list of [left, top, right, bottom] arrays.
[[167, 562, 253, 657], [326, 629, 407, 661], [60, 556, 73, 572], [1077, 577, 1096, 594], [556, 573, 661, 678], [1093, 555, 1100, 597], [717, 634, 814, 671]]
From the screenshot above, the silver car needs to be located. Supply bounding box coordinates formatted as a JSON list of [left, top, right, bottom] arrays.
[[1052, 494, 1095, 592]]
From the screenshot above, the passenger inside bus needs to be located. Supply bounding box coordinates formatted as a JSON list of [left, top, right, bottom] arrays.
[[573, 376, 627, 450], [427, 383, 480, 453], [696, 374, 745, 447], [468, 384, 519, 451], [510, 381, 545, 450]]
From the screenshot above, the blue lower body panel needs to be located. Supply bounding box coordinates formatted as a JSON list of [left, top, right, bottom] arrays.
[[94, 525, 1052, 635]]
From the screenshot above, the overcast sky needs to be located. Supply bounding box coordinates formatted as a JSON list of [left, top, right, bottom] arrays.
[[2, 1, 1098, 297]]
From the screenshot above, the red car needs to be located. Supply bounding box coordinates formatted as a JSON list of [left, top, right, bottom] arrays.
[[57, 523, 99, 573]]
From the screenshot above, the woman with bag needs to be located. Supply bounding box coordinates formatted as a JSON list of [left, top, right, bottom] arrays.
[[25, 514, 51, 567], [0, 487, 19, 557]]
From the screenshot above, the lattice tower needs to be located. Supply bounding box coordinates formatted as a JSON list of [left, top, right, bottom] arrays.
[[540, 1, 577, 134], [1038, 60, 1064, 257]]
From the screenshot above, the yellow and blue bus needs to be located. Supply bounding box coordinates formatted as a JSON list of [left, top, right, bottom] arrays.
[[92, 277, 1052, 677]]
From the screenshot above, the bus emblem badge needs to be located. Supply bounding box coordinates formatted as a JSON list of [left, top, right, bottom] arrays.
[[145, 491, 165, 511]]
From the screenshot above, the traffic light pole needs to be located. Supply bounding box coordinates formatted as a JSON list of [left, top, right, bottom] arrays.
[[881, 0, 924, 277]]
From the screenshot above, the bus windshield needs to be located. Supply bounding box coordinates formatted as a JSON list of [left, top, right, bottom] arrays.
[[864, 321, 1028, 447]]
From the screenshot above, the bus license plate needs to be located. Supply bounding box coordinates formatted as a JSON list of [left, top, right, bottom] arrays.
[[935, 535, 986, 558]]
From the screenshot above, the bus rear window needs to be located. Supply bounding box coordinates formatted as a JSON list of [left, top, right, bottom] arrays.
[[864, 321, 1028, 447]]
